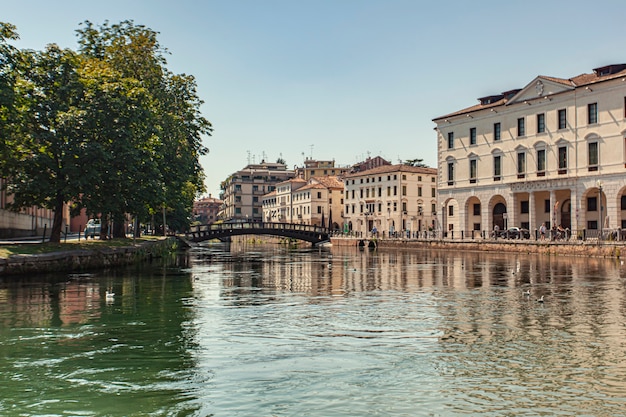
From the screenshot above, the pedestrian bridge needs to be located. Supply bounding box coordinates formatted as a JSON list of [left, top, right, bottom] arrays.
[[184, 222, 331, 245]]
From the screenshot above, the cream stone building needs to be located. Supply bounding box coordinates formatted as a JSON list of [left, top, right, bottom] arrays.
[[219, 162, 295, 222], [433, 63, 626, 239], [262, 176, 344, 229], [343, 164, 438, 237], [294, 158, 351, 181]]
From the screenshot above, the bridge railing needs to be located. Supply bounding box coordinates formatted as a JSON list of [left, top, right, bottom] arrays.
[[191, 222, 330, 235]]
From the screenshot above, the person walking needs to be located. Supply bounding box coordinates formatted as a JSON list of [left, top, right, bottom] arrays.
[[539, 223, 546, 240]]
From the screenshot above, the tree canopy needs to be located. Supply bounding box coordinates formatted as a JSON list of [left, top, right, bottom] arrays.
[[0, 20, 211, 242]]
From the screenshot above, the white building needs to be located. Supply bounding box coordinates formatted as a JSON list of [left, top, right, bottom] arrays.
[[433, 63, 626, 239], [262, 176, 344, 229], [343, 164, 438, 237]]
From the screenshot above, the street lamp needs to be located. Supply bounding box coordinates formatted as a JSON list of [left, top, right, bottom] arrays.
[[441, 201, 446, 239], [597, 180, 603, 242]]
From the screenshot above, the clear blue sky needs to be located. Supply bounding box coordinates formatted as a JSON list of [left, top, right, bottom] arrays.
[[3, 0, 626, 197]]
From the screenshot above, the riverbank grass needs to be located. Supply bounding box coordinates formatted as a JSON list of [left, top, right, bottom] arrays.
[[0, 236, 164, 259]]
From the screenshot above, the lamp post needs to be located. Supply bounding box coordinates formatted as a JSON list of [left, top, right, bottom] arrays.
[[441, 202, 446, 239], [597, 180, 603, 242]]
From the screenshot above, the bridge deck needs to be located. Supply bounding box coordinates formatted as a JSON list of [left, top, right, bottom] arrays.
[[186, 222, 331, 244]]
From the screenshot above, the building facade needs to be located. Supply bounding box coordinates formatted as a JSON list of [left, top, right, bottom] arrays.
[[295, 159, 351, 181], [433, 63, 626, 239], [193, 194, 223, 224], [262, 176, 344, 229], [219, 162, 295, 222], [343, 164, 438, 237]]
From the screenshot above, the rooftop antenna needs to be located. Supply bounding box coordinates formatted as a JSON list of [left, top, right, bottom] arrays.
[[310, 144, 314, 160], [247, 150, 251, 165]]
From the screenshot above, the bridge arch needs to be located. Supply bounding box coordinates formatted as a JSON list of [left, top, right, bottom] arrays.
[[185, 222, 331, 245]]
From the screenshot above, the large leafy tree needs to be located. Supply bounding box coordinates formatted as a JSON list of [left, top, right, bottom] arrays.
[[0, 23, 22, 179], [75, 20, 211, 236], [1, 20, 211, 241], [3, 44, 88, 243]]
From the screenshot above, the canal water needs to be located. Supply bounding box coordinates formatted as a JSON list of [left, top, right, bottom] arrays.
[[1, 244, 626, 416]]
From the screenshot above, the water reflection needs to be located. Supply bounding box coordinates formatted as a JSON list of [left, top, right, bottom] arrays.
[[2, 244, 626, 416], [188, 243, 626, 415]]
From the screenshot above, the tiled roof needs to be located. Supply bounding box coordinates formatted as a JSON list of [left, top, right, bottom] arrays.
[[344, 164, 437, 178], [434, 64, 626, 121], [311, 175, 344, 189], [298, 183, 326, 191]]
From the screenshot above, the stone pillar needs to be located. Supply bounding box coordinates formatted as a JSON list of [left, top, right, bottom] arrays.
[[550, 190, 556, 229], [570, 186, 579, 238], [529, 191, 536, 239]]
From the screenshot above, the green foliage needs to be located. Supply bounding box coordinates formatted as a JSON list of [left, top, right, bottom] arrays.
[[404, 158, 428, 167], [0, 20, 212, 241]]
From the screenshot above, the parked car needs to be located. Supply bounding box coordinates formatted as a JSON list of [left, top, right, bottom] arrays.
[[84, 219, 101, 239], [500, 226, 530, 239]]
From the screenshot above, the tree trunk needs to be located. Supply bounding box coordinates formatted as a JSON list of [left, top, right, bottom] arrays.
[[49, 193, 64, 243], [113, 220, 125, 238]]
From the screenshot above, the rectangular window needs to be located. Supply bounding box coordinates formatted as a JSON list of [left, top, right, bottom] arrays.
[[402, 185, 406, 196], [588, 103, 598, 124], [470, 127, 477, 145], [418, 186, 422, 197], [447, 162, 454, 185], [469, 159, 477, 183], [494, 122, 501, 141], [447, 132, 454, 149], [473, 203, 481, 216], [520, 201, 529, 214], [402, 202, 407, 212], [545, 199, 550, 213], [393, 186, 397, 196], [558, 109, 567, 129], [537, 149, 546, 175], [588, 142, 598, 171], [431, 203, 436, 215], [448, 206, 454, 216], [558, 146, 567, 173], [621, 195, 626, 210], [517, 118, 525, 137], [588, 196, 597, 211], [537, 113, 545, 133], [517, 152, 526, 177], [431, 188, 436, 197], [493, 155, 501, 180]]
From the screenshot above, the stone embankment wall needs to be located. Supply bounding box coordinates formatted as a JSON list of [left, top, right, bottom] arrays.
[[330, 237, 623, 258], [0, 238, 177, 276]]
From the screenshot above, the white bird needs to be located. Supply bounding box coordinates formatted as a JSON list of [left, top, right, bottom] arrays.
[[536, 295, 544, 303], [105, 290, 115, 299], [522, 289, 531, 296]]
